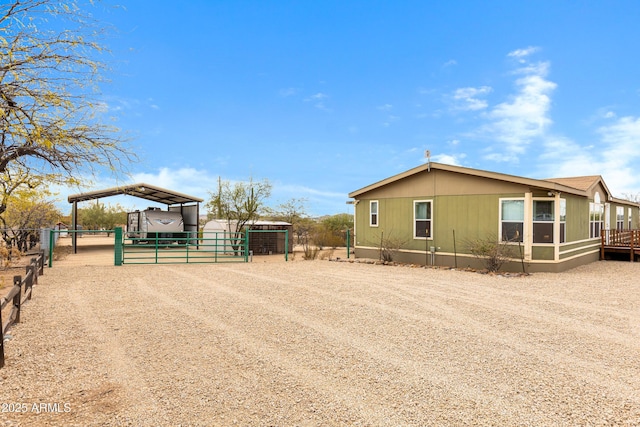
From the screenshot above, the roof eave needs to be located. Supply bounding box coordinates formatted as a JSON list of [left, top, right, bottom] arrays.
[[349, 162, 588, 198]]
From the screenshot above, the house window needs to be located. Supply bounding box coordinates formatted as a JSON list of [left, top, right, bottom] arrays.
[[533, 200, 554, 243], [589, 193, 604, 238], [501, 199, 524, 242], [370, 201, 378, 227], [629, 208, 633, 230], [616, 206, 625, 230], [414, 200, 432, 238]]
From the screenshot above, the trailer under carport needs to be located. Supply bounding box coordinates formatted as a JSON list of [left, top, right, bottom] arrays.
[[67, 183, 203, 254]]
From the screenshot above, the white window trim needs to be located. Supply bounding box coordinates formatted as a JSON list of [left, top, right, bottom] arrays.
[[589, 201, 604, 239], [413, 199, 433, 240], [532, 197, 556, 245], [369, 200, 379, 227], [499, 197, 525, 244], [559, 198, 566, 244]]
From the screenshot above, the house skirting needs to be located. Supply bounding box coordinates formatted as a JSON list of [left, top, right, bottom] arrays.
[[353, 247, 601, 273]]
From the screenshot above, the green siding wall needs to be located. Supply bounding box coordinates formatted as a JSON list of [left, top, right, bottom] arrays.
[[565, 195, 589, 242], [356, 194, 519, 255], [532, 246, 554, 260]]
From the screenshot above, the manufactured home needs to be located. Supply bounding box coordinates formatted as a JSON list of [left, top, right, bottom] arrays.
[[348, 162, 640, 272]]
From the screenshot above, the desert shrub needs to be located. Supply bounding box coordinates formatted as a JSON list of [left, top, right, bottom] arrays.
[[0, 246, 22, 269], [303, 244, 319, 260], [313, 230, 344, 249], [373, 231, 407, 262], [318, 249, 335, 260], [468, 236, 519, 272]]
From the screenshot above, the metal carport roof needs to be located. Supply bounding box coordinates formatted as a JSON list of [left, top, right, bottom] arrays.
[[67, 182, 203, 205], [66, 183, 203, 255]]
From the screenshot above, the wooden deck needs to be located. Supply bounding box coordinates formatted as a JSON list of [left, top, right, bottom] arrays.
[[600, 229, 640, 262]]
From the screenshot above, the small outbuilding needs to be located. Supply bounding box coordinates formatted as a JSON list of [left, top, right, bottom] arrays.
[[203, 219, 293, 254]]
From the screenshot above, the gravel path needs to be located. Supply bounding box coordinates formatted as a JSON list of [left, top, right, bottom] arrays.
[[1, 260, 639, 426]]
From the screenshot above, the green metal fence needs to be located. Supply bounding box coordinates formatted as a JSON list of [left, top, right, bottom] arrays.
[[47, 227, 294, 266], [119, 229, 248, 264]]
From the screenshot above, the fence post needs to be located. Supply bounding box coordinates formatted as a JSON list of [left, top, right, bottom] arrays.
[[12, 276, 21, 324], [0, 302, 4, 368], [114, 227, 123, 266], [26, 264, 34, 301], [244, 231, 249, 262], [48, 229, 54, 267], [39, 250, 44, 275], [31, 257, 38, 286]]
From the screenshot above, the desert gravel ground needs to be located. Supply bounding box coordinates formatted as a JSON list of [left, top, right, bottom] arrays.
[[1, 254, 640, 426]]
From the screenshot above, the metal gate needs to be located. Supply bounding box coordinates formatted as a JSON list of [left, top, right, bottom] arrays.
[[119, 228, 248, 264]]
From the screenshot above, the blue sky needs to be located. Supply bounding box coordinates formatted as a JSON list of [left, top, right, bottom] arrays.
[[62, 0, 640, 216]]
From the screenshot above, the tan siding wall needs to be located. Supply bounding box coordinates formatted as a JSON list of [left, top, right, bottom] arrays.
[[357, 169, 528, 199]]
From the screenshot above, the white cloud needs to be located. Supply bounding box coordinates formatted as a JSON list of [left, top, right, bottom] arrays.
[[443, 59, 457, 68], [451, 86, 492, 111], [305, 92, 331, 111], [507, 46, 540, 62], [483, 152, 519, 163], [535, 116, 640, 197], [377, 103, 393, 111], [431, 153, 464, 165], [479, 57, 556, 160], [382, 115, 400, 127], [308, 92, 328, 100], [598, 117, 640, 180], [537, 136, 595, 176]]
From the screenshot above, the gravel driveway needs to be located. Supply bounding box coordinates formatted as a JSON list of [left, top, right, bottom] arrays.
[[1, 259, 639, 426]]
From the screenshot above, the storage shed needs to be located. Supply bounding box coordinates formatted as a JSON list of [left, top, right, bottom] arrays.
[[203, 220, 293, 254]]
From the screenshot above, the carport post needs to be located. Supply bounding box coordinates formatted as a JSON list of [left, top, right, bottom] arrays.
[[346, 229, 350, 259], [285, 229, 289, 262], [114, 227, 123, 266]]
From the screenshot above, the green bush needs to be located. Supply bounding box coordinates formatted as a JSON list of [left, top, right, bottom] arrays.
[[468, 236, 519, 272]]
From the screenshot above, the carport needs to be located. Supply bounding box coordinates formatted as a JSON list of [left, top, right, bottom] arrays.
[[67, 183, 203, 254]]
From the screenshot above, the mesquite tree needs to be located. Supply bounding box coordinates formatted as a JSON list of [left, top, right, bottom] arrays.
[[0, 0, 134, 217], [206, 177, 272, 254]]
